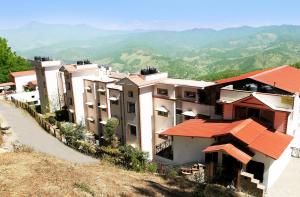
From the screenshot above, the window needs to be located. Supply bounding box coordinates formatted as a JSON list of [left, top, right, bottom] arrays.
[[101, 108, 107, 112], [111, 100, 119, 105], [158, 111, 168, 117], [88, 104, 93, 109], [87, 86, 92, 93], [184, 91, 196, 99], [31, 95, 35, 98], [69, 98, 73, 105], [129, 125, 137, 136], [176, 109, 183, 115], [67, 82, 71, 90], [128, 91, 133, 97], [128, 102, 135, 113], [198, 90, 207, 104], [184, 115, 194, 121], [157, 88, 168, 96], [100, 91, 105, 96]]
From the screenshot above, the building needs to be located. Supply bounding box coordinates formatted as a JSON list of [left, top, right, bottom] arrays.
[[34, 57, 64, 113], [83, 74, 126, 142], [9, 70, 37, 93], [62, 61, 113, 124], [159, 65, 300, 191]]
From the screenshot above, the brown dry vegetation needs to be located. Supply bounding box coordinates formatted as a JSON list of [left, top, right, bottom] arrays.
[[0, 133, 3, 146], [0, 151, 196, 197]]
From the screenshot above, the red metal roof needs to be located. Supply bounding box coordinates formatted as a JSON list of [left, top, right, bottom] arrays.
[[161, 118, 293, 159], [10, 70, 35, 77], [203, 143, 252, 164], [216, 65, 300, 93]]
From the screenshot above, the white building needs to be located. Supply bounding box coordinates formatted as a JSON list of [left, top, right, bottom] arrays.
[[34, 57, 64, 113], [9, 70, 36, 93]]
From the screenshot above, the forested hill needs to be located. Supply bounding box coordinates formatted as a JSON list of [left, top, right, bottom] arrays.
[[2, 23, 300, 81], [0, 37, 32, 83]]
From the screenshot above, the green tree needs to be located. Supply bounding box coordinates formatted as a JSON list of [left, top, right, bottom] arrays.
[[0, 37, 32, 83], [103, 118, 119, 147]]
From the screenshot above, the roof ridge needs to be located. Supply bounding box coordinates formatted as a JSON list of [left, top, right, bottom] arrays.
[[228, 118, 254, 135], [250, 65, 289, 79]]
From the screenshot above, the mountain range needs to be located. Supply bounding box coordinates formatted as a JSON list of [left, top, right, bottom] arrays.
[[1, 22, 300, 80]]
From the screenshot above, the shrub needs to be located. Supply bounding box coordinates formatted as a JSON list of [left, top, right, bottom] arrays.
[[118, 145, 148, 171], [55, 107, 69, 122], [78, 140, 97, 155], [165, 168, 178, 179], [146, 162, 158, 173], [47, 116, 57, 125], [103, 118, 119, 147]]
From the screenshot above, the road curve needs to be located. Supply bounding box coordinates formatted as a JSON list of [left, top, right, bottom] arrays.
[[0, 100, 98, 164]]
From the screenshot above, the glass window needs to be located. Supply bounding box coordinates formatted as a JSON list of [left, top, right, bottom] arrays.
[[129, 125, 137, 136], [128, 102, 135, 113], [157, 88, 168, 96], [158, 111, 168, 117], [128, 91, 133, 97], [111, 100, 119, 105], [184, 91, 196, 99]]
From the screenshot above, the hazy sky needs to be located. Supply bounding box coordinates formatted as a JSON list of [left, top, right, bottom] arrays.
[[1, 0, 300, 30]]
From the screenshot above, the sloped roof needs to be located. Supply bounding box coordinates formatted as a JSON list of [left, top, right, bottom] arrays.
[[203, 143, 252, 164], [216, 65, 300, 93], [10, 70, 35, 77], [161, 118, 293, 159], [0, 82, 15, 87]]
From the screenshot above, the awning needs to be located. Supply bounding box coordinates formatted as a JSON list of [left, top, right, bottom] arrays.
[[182, 110, 196, 117], [100, 120, 107, 125], [85, 101, 93, 106], [85, 86, 91, 90], [98, 104, 107, 109], [155, 106, 169, 113], [86, 117, 94, 122], [109, 96, 119, 101], [68, 109, 74, 113], [97, 88, 106, 92], [203, 143, 252, 165]]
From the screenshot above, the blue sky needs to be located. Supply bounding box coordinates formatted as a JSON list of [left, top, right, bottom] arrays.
[[1, 0, 300, 30]]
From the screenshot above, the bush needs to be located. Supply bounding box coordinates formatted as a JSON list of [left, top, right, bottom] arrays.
[[55, 107, 69, 122], [118, 145, 148, 171], [47, 116, 57, 125], [165, 168, 178, 179], [78, 140, 97, 155], [103, 118, 119, 147], [146, 162, 158, 173]]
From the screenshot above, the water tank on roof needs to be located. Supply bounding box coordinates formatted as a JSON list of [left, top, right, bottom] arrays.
[[260, 85, 273, 93], [244, 83, 258, 91]]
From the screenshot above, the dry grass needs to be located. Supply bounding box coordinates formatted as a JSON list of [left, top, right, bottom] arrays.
[[0, 133, 3, 146], [0, 151, 196, 197]]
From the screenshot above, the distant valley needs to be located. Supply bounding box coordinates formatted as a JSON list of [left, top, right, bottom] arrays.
[[2, 22, 300, 80]]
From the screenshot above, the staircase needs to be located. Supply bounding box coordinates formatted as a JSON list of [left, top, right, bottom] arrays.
[[240, 171, 265, 197]]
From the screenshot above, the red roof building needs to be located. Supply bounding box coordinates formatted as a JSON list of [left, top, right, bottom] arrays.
[[216, 65, 300, 94]]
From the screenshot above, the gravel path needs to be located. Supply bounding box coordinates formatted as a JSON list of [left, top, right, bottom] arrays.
[[0, 100, 98, 164]]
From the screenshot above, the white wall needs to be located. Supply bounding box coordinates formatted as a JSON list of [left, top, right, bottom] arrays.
[[182, 101, 214, 117], [45, 68, 60, 112], [173, 136, 214, 164], [72, 71, 99, 124], [139, 86, 154, 159], [10, 91, 40, 104], [251, 145, 292, 191], [14, 74, 36, 93], [153, 97, 176, 133]]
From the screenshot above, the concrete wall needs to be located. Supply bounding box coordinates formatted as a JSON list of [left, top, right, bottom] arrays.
[[153, 97, 176, 133], [139, 86, 154, 159], [172, 136, 214, 164], [251, 145, 291, 191]]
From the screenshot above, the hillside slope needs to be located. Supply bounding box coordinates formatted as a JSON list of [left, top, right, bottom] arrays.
[[0, 151, 195, 197]]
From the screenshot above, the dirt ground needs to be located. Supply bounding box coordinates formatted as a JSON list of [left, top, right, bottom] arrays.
[[0, 151, 196, 197]]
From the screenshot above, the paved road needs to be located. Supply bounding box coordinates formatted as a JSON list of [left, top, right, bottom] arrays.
[[266, 157, 300, 197], [0, 100, 98, 164]]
